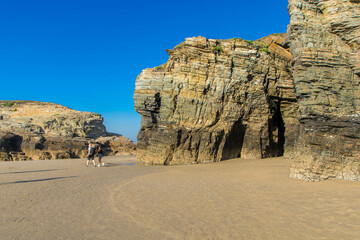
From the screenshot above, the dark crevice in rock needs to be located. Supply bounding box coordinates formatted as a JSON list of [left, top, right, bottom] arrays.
[[265, 98, 286, 158], [0, 134, 23, 152], [150, 92, 161, 124], [221, 120, 246, 160], [272, 100, 285, 157]]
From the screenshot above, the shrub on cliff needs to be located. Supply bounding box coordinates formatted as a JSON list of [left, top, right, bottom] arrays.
[[2, 102, 14, 107]]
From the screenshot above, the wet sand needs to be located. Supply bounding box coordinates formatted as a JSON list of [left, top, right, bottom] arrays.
[[0, 156, 359, 240]]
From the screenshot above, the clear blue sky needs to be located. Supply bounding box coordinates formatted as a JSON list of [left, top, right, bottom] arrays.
[[0, 0, 289, 142]]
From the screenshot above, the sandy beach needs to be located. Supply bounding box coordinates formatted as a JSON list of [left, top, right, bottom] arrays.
[[1, 156, 359, 240]]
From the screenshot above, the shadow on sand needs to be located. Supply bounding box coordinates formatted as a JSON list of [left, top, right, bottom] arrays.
[[0, 176, 77, 185], [0, 169, 66, 175]]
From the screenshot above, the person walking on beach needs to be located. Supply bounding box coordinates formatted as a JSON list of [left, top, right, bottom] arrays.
[[86, 143, 96, 167], [97, 145, 105, 167]]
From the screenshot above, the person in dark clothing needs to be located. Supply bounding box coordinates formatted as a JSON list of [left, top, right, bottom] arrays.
[[97, 146, 104, 167]]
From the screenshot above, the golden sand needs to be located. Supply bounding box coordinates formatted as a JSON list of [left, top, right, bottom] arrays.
[[1, 156, 359, 239]]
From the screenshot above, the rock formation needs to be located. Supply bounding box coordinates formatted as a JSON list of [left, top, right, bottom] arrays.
[[134, 0, 360, 181], [286, 0, 360, 181], [134, 34, 299, 165], [0, 101, 136, 161]]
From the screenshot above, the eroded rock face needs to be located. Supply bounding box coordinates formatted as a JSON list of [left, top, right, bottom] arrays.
[[0, 101, 136, 160], [134, 0, 360, 181], [134, 35, 299, 165], [286, 0, 360, 181]]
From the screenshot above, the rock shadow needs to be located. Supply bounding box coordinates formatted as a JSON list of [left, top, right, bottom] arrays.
[[266, 100, 285, 157], [221, 120, 246, 160]]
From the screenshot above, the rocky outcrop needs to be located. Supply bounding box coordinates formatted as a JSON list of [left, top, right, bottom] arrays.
[[0, 101, 136, 160], [134, 0, 360, 181], [96, 135, 136, 156], [0, 101, 106, 138], [286, 0, 360, 181], [134, 34, 299, 165]]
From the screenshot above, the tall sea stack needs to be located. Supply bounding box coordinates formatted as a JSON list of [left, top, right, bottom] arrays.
[[286, 0, 360, 181]]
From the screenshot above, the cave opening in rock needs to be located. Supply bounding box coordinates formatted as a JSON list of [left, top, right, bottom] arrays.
[[10, 135, 23, 152], [268, 100, 285, 157], [221, 120, 246, 160]]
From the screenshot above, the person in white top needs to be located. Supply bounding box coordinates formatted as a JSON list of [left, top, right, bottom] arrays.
[[86, 143, 96, 167]]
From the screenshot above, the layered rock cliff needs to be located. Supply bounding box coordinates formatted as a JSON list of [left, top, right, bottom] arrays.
[[134, 0, 360, 181], [286, 0, 360, 181], [0, 101, 136, 160], [134, 34, 299, 165]]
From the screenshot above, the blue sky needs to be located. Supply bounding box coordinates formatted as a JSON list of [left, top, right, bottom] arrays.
[[0, 0, 289, 142]]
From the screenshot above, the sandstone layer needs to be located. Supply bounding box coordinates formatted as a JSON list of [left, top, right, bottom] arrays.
[[286, 0, 360, 181], [0, 101, 136, 161], [134, 34, 299, 165]]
